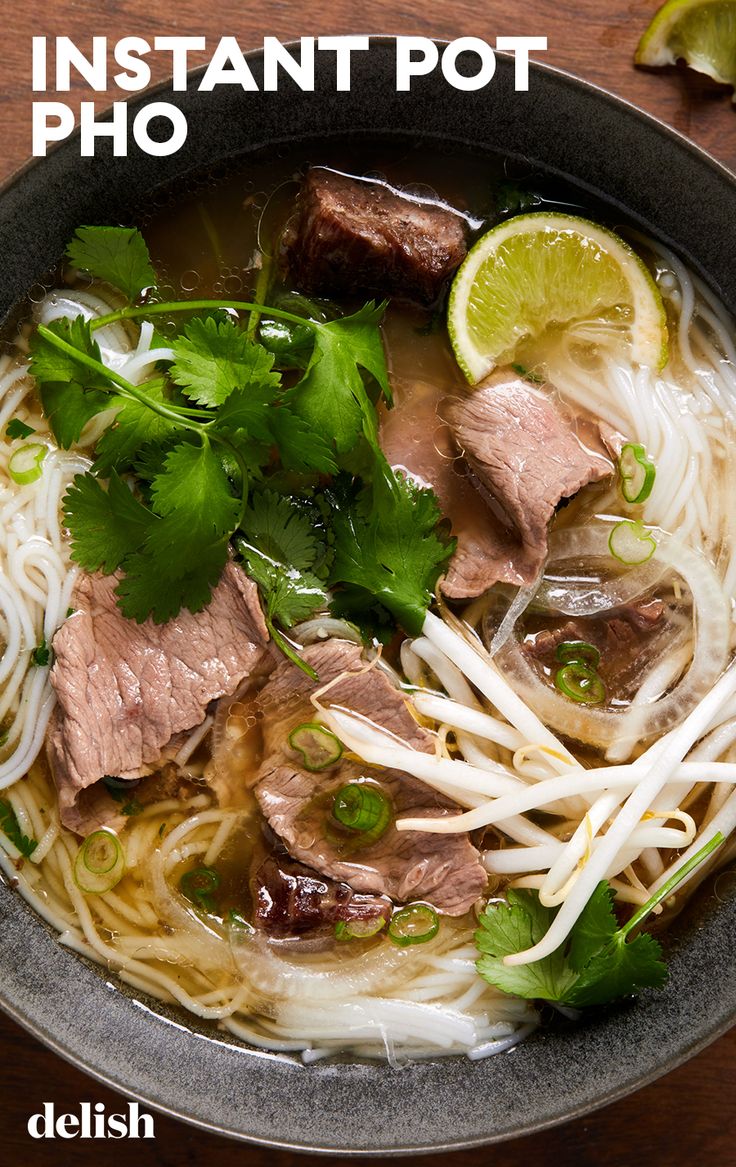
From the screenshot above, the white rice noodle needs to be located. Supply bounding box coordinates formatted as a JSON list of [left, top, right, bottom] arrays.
[[0, 288, 157, 790]]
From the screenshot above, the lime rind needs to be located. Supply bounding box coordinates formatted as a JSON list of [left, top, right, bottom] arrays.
[[448, 212, 668, 384], [636, 0, 736, 93]]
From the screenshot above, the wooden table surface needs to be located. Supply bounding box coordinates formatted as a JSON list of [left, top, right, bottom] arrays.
[[1, 1, 735, 1162]]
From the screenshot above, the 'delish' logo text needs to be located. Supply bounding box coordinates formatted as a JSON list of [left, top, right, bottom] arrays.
[[28, 1102, 155, 1139]]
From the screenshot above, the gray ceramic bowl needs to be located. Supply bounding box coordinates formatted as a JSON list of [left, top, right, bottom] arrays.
[[1, 39, 735, 1153]]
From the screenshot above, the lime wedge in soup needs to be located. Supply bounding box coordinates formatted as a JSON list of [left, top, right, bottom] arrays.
[[447, 212, 668, 383]]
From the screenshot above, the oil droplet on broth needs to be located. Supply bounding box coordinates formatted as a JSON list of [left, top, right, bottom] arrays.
[[180, 270, 201, 293]]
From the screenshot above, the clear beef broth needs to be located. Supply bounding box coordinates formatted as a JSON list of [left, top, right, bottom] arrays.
[[136, 147, 669, 920], [141, 142, 495, 300], [138, 148, 494, 932], [8, 136, 731, 1061]]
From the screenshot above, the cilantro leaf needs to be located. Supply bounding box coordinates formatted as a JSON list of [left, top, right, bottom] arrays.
[[235, 491, 329, 675], [236, 491, 329, 632], [67, 225, 156, 301], [258, 291, 334, 370], [93, 380, 186, 475], [31, 637, 53, 667], [475, 837, 725, 1011], [63, 471, 153, 573], [30, 318, 113, 447], [149, 440, 240, 530], [6, 419, 35, 439], [245, 552, 328, 629], [240, 490, 326, 573], [38, 381, 111, 449], [475, 889, 580, 1001], [169, 316, 281, 407], [115, 539, 231, 625], [0, 798, 37, 859], [211, 382, 279, 445], [215, 383, 338, 475], [115, 440, 240, 623], [565, 931, 667, 1008], [102, 776, 143, 817], [475, 882, 666, 1008], [329, 469, 455, 636], [267, 406, 337, 475], [567, 882, 622, 972], [329, 587, 394, 644], [29, 316, 105, 388], [289, 301, 390, 454]]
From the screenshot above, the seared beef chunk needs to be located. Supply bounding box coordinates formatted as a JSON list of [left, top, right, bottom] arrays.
[[48, 563, 271, 834], [381, 371, 612, 600], [254, 640, 487, 916], [282, 168, 468, 306], [252, 854, 391, 937]]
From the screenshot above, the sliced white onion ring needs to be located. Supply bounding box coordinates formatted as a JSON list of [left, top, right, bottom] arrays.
[[493, 524, 729, 750]]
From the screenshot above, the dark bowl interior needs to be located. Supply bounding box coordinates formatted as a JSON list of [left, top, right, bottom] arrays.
[[1, 39, 735, 1152]]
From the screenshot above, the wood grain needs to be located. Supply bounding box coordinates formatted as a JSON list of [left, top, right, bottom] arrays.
[[0, 0, 735, 1162]]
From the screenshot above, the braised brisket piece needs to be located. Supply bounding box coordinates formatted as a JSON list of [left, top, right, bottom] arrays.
[[252, 853, 392, 937], [282, 168, 468, 306]]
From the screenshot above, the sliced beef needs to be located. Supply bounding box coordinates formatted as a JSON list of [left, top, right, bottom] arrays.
[[523, 601, 665, 664], [252, 853, 391, 938], [255, 641, 487, 916], [282, 168, 468, 307], [444, 375, 612, 597], [381, 371, 612, 600], [48, 562, 271, 834], [521, 600, 668, 701], [65, 767, 198, 838]]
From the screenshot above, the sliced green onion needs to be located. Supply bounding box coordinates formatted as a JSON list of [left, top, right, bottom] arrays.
[[289, 722, 343, 771], [180, 865, 220, 913], [555, 662, 606, 705], [388, 903, 440, 947], [8, 442, 47, 485], [619, 442, 656, 504], [608, 519, 657, 565], [227, 907, 255, 940], [335, 916, 387, 941], [73, 830, 125, 894], [332, 783, 391, 838], [555, 640, 601, 669]]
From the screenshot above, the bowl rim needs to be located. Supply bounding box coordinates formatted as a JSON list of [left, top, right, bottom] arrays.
[[1, 37, 735, 1152]]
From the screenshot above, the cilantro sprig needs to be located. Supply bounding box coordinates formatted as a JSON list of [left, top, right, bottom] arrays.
[[6, 418, 35, 439], [475, 834, 724, 1008], [67, 225, 156, 301], [328, 468, 455, 637], [0, 798, 38, 859], [235, 491, 331, 678], [27, 224, 455, 667]]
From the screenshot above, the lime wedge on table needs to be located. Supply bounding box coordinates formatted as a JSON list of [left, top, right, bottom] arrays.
[[636, 0, 736, 94], [447, 212, 668, 383]]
